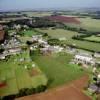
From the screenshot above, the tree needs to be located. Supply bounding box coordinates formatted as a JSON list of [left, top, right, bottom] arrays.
[[26, 41, 33, 46], [48, 38, 60, 46], [43, 33, 48, 37]]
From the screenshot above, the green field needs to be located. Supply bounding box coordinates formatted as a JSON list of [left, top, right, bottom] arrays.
[[18, 30, 39, 43], [21, 30, 38, 37], [0, 51, 47, 96], [36, 28, 100, 52], [84, 35, 100, 42], [36, 28, 78, 39], [79, 17, 100, 32], [32, 53, 85, 88], [64, 17, 100, 32]]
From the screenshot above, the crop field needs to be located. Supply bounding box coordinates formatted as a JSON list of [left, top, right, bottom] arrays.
[[37, 28, 78, 39], [32, 53, 85, 88], [0, 51, 47, 96], [79, 17, 100, 32], [36, 28, 100, 52], [22, 12, 52, 17], [84, 35, 100, 42], [45, 15, 80, 24]]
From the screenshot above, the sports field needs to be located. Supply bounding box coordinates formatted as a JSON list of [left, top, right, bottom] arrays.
[[32, 53, 85, 88], [0, 51, 47, 96]]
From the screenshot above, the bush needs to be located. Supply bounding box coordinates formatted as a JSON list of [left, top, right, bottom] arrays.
[[48, 38, 60, 46]]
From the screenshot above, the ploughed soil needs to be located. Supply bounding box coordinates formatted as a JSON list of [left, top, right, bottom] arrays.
[[45, 15, 81, 24], [16, 75, 91, 100], [28, 69, 39, 77], [0, 82, 6, 88]]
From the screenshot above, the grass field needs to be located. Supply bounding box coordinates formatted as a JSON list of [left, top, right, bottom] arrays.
[[32, 53, 85, 88], [0, 51, 47, 96], [36, 28, 78, 39], [79, 17, 100, 32], [84, 35, 100, 42], [36, 28, 100, 52], [21, 30, 38, 37], [18, 29, 39, 43], [64, 17, 100, 32]]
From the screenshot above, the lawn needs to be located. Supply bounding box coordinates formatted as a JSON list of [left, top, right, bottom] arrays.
[[84, 35, 100, 42], [36, 28, 100, 52], [32, 53, 85, 88], [0, 51, 47, 96]]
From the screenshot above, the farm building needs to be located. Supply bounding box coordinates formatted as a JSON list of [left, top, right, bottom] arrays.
[[32, 35, 42, 41], [0, 54, 6, 60], [8, 47, 22, 55], [74, 53, 95, 65], [40, 45, 64, 54], [94, 52, 100, 58]]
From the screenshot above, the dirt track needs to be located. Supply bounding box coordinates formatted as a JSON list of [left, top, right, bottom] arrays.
[[16, 75, 91, 100]]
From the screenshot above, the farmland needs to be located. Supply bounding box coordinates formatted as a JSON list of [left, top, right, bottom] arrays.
[[36, 28, 100, 52], [36, 28, 78, 39], [84, 35, 100, 42], [21, 30, 38, 37], [0, 51, 47, 96], [21, 12, 52, 17], [18, 29, 39, 43], [45, 15, 80, 24], [22, 30, 36, 36], [60, 15, 100, 32], [79, 17, 100, 32], [32, 53, 86, 88]]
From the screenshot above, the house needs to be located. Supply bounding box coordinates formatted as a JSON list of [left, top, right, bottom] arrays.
[[47, 46, 64, 53], [32, 35, 42, 41], [0, 54, 6, 60], [38, 39, 48, 45], [88, 84, 98, 92], [74, 53, 95, 65], [94, 52, 100, 58], [53, 46, 64, 53], [8, 47, 21, 55]]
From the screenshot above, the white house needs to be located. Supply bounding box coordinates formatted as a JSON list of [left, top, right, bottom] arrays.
[[74, 53, 95, 65], [94, 52, 100, 58], [32, 35, 42, 41], [8, 47, 21, 55], [0, 54, 6, 60]]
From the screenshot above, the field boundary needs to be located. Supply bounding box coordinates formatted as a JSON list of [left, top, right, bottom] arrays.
[[16, 75, 91, 100]]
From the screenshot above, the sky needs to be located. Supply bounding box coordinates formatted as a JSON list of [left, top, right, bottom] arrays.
[[0, 0, 100, 11]]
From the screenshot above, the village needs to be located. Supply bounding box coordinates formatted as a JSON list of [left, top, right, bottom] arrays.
[[0, 7, 100, 99], [0, 22, 100, 99]]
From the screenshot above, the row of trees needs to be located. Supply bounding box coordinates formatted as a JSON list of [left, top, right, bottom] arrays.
[[60, 23, 100, 35], [1, 85, 47, 100], [72, 34, 100, 43]]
